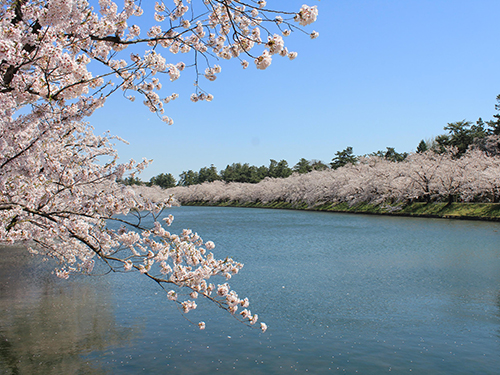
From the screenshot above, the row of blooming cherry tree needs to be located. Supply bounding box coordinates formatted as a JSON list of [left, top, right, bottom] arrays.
[[133, 114, 500, 188], [0, 0, 318, 330], [164, 146, 500, 206]]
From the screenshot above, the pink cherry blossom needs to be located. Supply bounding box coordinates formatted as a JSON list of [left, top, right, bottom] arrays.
[[0, 0, 316, 332]]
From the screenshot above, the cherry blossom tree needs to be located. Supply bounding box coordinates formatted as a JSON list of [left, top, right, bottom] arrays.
[[0, 0, 319, 331], [166, 150, 500, 207]]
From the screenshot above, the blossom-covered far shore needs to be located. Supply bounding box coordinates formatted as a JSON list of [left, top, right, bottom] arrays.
[[161, 148, 500, 206]]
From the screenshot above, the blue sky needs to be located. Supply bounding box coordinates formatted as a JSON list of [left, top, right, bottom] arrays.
[[90, 0, 500, 181]]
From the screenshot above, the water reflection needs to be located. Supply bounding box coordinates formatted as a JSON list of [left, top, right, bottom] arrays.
[[0, 245, 137, 375], [162, 207, 500, 374], [1, 208, 500, 374]]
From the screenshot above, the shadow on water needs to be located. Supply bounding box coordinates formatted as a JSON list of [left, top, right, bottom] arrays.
[[0, 245, 139, 375]]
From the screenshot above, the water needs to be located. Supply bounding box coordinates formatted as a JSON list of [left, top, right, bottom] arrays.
[[1, 207, 499, 374]]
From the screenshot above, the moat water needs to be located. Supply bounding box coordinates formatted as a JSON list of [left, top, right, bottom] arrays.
[[1, 206, 499, 374]]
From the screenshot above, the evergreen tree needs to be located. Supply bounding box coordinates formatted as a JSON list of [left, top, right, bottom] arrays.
[[331, 147, 357, 169], [149, 173, 176, 189], [178, 170, 199, 186], [416, 140, 428, 153], [486, 94, 500, 135], [198, 165, 220, 183], [121, 176, 144, 186], [383, 147, 408, 162], [268, 159, 292, 178], [310, 159, 329, 171], [293, 158, 313, 174], [275, 160, 293, 178]]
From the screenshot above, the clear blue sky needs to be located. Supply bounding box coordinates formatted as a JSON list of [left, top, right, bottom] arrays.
[[90, 0, 500, 180]]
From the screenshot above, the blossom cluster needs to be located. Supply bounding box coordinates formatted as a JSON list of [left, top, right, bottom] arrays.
[[0, 108, 265, 328], [0, 0, 318, 124], [0, 0, 318, 332], [112, 218, 264, 328]]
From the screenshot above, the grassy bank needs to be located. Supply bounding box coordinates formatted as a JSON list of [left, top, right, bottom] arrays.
[[181, 200, 500, 221]]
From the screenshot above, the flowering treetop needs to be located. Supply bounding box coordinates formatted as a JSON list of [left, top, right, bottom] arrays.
[[164, 147, 500, 207], [1, 0, 318, 123], [0, 0, 318, 331]]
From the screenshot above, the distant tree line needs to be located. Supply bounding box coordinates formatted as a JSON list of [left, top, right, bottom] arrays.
[[119, 173, 177, 189], [415, 94, 500, 157], [166, 148, 500, 206], [122, 95, 500, 189]]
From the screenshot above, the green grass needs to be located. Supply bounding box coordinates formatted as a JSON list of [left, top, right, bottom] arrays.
[[182, 200, 500, 221], [397, 202, 500, 219]]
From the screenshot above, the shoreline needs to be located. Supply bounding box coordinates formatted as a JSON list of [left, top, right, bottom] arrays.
[[180, 201, 500, 222]]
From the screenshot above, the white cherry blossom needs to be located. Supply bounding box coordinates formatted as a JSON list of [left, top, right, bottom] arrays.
[[0, 0, 319, 331]]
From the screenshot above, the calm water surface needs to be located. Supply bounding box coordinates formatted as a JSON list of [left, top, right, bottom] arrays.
[[1, 207, 499, 374]]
